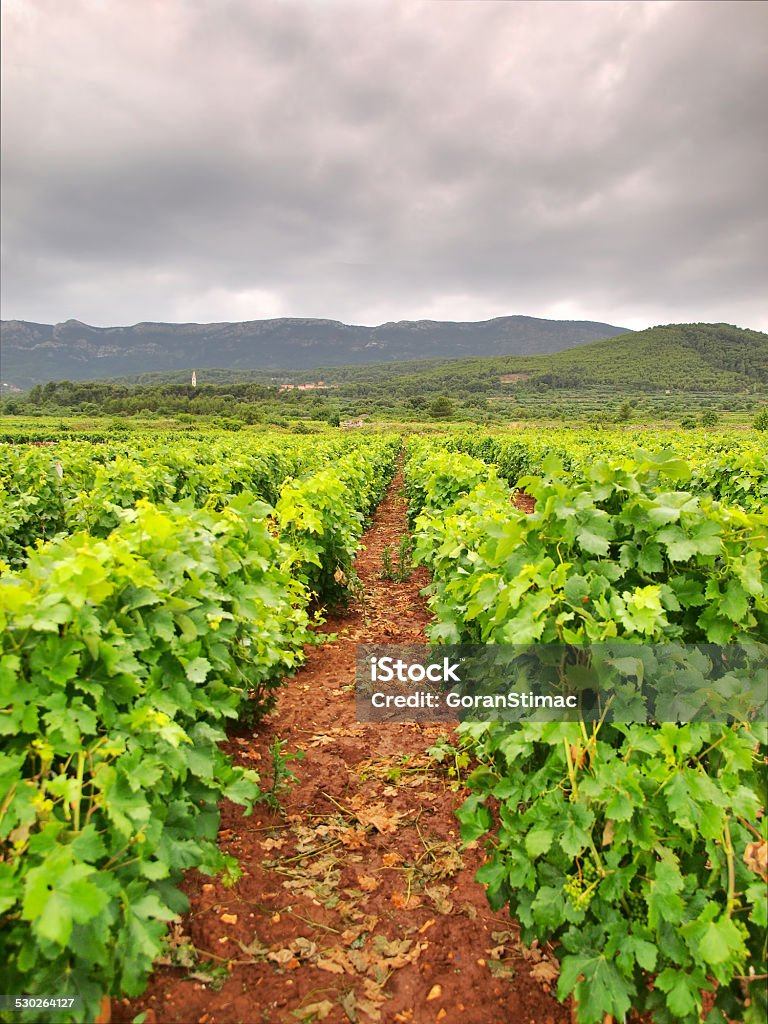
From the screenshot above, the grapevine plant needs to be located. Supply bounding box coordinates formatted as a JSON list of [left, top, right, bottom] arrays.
[[276, 443, 398, 604], [406, 443, 768, 1023], [0, 434, 399, 1021], [0, 432, 398, 571], [444, 428, 768, 512], [0, 496, 309, 1019]]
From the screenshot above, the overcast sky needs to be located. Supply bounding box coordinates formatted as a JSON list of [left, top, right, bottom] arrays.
[[1, 0, 766, 332]]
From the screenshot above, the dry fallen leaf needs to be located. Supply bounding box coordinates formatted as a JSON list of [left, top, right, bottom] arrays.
[[519, 938, 543, 962], [382, 852, 404, 867], [357, 874, 381, 892], [291, 937, 318, 960], [425, 885, 453, 915], [189, 970, 219, 984], [351, 800, 403, 834], [339, 991, 359, 1022], [267, 947, 296, 965], [347, 948, 373, 974], [488, 959, 517, 979], [315, 958, 345, 974], [391, 891, 423, 910], [305, 734, 334, 749], [744, 840, 768, 881], [237, 936, 269, 959], [340, 828, 368, 849], [366, 935, 427, 977], [401, 775, 426, 789], [356, 999, 382, 1022], [530, 960, 559, 985], [292, 1001, 334, 1021], [317, 947, 355, 973], [426, 845, 464, 879], [372, 935, 411, 958], [260, 837, 286, 851]]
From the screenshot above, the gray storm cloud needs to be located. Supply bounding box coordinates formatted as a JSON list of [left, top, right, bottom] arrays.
[[1, 0, 766, 330]]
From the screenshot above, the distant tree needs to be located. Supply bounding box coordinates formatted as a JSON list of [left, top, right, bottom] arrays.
[[754, 408, 768, 431], [238, 405, 262, 425], [587, 412, 611, 428], [616, 401, 633, 422], [700, 410, 719, 427], [428, 396, 454, 419], [679, 416, 698, 429]]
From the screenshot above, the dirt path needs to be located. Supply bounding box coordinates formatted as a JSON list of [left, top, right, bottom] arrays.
[[116, 472, 569, 1024]]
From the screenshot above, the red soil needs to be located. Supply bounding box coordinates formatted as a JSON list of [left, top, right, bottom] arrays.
[[115, 472, 569, 1024]]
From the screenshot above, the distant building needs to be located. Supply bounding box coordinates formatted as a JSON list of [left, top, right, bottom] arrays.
[[341, 417, 365, 429], [192, 370, 197, 388], [279, 381, 327, 392]]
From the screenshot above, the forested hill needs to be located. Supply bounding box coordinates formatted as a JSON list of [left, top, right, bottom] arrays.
[[304, 322, 768, 396], [10, 324, 766, 425], [0, 315, 628, 388], [97, 322, 760, 394], [535, 323, 768, 390]]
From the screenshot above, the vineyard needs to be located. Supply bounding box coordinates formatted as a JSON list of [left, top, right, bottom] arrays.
[[1, 427, 766, 1024]]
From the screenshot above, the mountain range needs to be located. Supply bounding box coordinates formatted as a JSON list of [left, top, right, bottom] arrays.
[[0, 315, 629, 387]]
